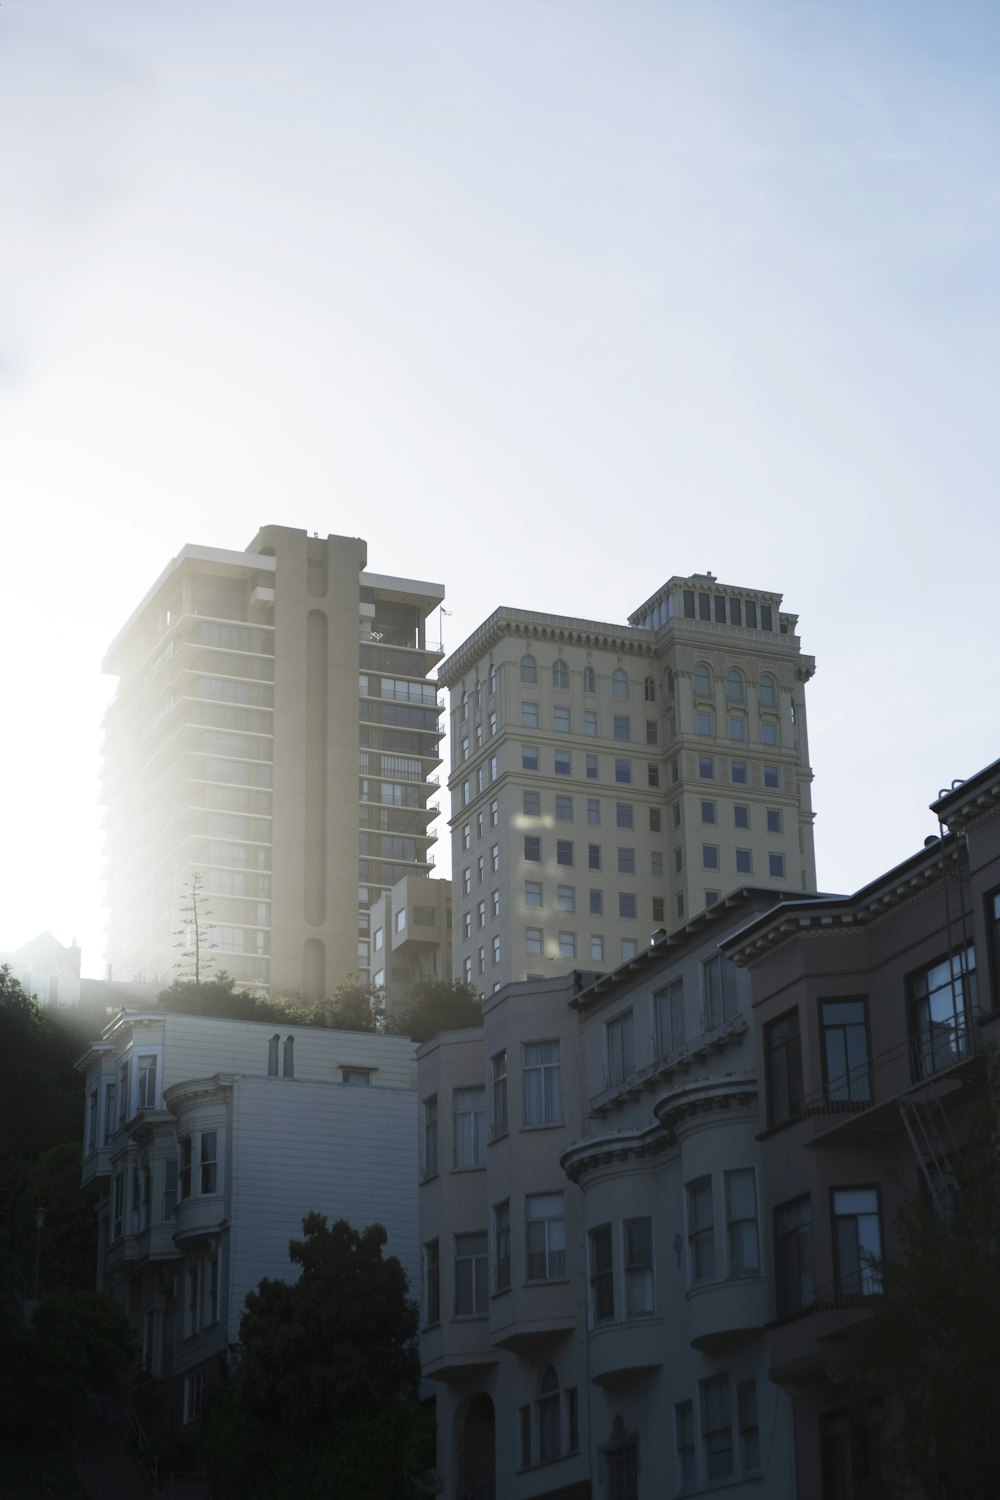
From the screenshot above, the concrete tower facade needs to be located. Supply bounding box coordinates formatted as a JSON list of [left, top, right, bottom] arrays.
[[103, 526, 444, 998], [440, 573, 816, 992]]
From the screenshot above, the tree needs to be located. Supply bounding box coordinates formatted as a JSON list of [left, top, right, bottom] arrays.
[[200, 1214, 433, 1499], [0, 966, 81, 1162], [313, 976, 387, 1032], [849, 1063, 1000, 1499], [155, 971, 312, 1025], [395, 979, 483, 1043], [172, 873, 217, 988]]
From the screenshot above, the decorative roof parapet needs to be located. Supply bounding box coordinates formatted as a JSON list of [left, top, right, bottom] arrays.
[[439, 606, 655, 686]]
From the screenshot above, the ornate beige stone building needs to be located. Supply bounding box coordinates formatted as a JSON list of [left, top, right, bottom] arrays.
[[103, 526, 444, 998], [440, 574, 817, 991]]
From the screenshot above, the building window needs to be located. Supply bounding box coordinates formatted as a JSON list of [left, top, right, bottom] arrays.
[[477, 900, 486, 929], [737, 1381, 759, 1473], [521, 744, 541, 774], [556, 794, 573, 821], [705, 890, 720, 908], [523, 1040, 561, 1125], [588, 843, 602, 870], [725, 1168, 760, 1276], [453, 1086, 485, 1168], [619, 892, 637, 919], [656, 978, 685, 1056], [587, 798, 601, 824], [736, 848, 752, 874], [693, 664, 712, 697], [822, 998, 871, 1103], [178, 1138, 192, 1201], [701, 799, 716, 824], [910, 945, 977, 1077], [735, 803, 750, 828], [200, 1132, 218, 1194], [606, 1009, 634, 1085], [729, 716, 746, 741], [567, 1387, 579, 1453], [590, 1223, 614, 1323], [687, 1177, 715, 1284], [463, 912, 472, 941], [490, 797, 499, 827], [112, 1172, 125, 1240], [556, 840, 573, 866], [423, 1095, 438, 1178], [424, 1239, 440, 1324], [590, 889, 603, 914], [494, 1200, 511, 1292], [583, 665, 596, 693], [488, 663, 497, 695], [759, 673, 777, 706], [585, 710, 599, 736], [342, 1067, 372, 1087], [491, 888, 500, 918], [591, 934, 605, 961], [614, 759, 632, 784], [463, 956, 473, 983], [726, 668, 745, 700], [650, 807, 661, 832], [490, 1052, 508, 1138], [520, 654, 537, 683], [461, 824, 471, 852], [183, 1372, 205, 1425], [696, 711, 713, 737], [764, 764, 780, 789], [462, 866, 472, 896], [616, 801, 634, 828], [586, 754, 599, 779], [676, 1400, 696, 1491], [526, 926, 543, 956], [618, 847, 635, 875], [820, 1401, 884, 1497], [554, 706, 571, 733], [136, 1054, 158, 1110], [731, 760, 748, 784], [554, 876, 578, 912], [766, 1009, 803, 1124], [163, 1159, 178, 1221], [523, 789, 541, 817], [625, 1217, 654, 1316], [775, 1195, 813, 1316], [553, 751, 571, 776], [492, 934, 501, 966], [524, 835, 541, 863], [703, 845, 719, 870], [767, 807, 782, 833], [612, 669, 629, 699], [621, 939, 638, 961], [491, 843, 500, 871], [644, 675, 656, 701], [454, 1232, 488, 1315], [200, 1253, 219, 1327], [538, 1367, 561, 1461], [552, 658, 570, 689], [613, 714, 630, 741], [525, 879, 543, 907], [700, 1375, 733, 1480], [526, 1193, 566, 1280], [769, 852, 786, 878], [698, 756, 715, 780], [559, 931, 576, 958], [833, 1188, 882, 1295]]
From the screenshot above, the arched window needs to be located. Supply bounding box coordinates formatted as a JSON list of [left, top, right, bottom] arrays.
[[283, 1036, 294, 1079], [693, 664, 712, 698], [583, 666, 596, 694], [552, 659, 570, 690], [488, 663, 497, 695], [520, 654, 537, 684], [612, 669, 629, 699], [537, 1367, 561, 1461], [726, 669, 745, 701], [644, 676, 656, 702], [267, 1034, 280, 1077], [759, 673, 777, 707], [461, 690, 469, 720]]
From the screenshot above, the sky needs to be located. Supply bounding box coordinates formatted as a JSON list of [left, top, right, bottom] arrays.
[[3, 0, 999, 977]]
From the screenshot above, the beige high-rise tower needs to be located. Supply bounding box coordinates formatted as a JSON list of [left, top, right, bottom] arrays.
[[103, 526, 444, 999], [440, 573, 817, 991]]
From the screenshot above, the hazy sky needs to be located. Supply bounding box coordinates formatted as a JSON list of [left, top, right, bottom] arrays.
[[4, 0, 999, 976]]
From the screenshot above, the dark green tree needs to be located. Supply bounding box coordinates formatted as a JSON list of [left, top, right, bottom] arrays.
[[849, 1063, 1000, 1499], [200, 1214, 433, 1499], [313, 976, 387, 1032], [395, 979, 483, 1042], [156, 971, 312, 1024]]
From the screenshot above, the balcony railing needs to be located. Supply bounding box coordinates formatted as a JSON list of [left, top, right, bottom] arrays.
[[796, 1020, 985, 1147]]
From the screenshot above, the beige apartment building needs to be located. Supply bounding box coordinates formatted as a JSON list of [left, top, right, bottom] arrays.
[[440, 574, 817, 991], [103, 526, 444, 999]]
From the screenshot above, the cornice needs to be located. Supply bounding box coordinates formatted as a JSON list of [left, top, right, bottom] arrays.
[[439, 608, 655, 685], [560, 1121, 672, 1184]]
